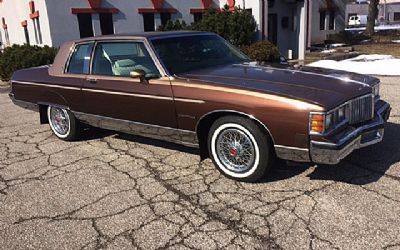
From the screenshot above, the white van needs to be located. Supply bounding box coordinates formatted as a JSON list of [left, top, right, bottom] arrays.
[[348, 15, 368, 26]]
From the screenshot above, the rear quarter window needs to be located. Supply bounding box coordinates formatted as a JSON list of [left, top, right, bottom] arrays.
[[66, 43, 94, 74]]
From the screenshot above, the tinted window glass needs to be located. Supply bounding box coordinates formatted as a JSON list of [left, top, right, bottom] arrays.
[[92, 42, 160, 78], [67, 43, 93, 74], [151, 34, 249, 74]]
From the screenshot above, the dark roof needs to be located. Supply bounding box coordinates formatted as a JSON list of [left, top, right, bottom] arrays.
[[76, 31, 214, 42]]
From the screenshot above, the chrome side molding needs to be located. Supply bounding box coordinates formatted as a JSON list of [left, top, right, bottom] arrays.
[[72, 111, 199, 148]]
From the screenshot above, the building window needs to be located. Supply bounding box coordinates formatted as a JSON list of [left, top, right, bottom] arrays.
[[67, 43, 94, 74], [193, 13, 203, 22], [394, 12, 400, 21], [160, 13, 171, 26], [329, 11, 335, 30], [99, 13, 114, 35], [268, 0, 275, 8], [143, 13, 155, 32], [23, 26, 30, 45], [33, 18, 42, 44], [291, 8, 297, 32], [77, 13, 94, 38], [320, 11, 326, 30]]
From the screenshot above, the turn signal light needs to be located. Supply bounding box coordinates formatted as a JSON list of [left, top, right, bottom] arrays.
[[310, 114, 325, 133]]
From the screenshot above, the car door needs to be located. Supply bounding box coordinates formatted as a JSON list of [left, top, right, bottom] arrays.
[[81, 40, 177, 128]]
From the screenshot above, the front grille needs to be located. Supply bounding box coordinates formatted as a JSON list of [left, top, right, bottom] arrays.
[[348, 95, 374, 124]]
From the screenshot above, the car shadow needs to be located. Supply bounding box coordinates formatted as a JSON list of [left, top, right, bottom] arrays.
[[79, 122, 400, 185], [79, 126, 200, 155], [115, 133, 200, 155]]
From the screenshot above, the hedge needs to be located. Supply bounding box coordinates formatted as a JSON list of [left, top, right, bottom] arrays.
[[241, 40, 281, 63], [158, 7, 257, 47], [0, 44, 58, 81]]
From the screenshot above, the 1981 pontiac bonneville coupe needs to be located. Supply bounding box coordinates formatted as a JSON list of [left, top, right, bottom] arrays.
[[9, 31, 391, 182]]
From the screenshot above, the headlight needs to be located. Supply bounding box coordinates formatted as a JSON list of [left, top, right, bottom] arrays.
[[310, 105, 348, 134], [338, 107, 346, 121], [372, 84, 380, 98], [325, 113, 333, 131]]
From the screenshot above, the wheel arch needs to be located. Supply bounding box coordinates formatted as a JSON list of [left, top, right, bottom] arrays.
[[195, 110, 276, 160]]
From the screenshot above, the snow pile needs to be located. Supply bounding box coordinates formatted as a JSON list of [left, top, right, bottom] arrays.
[[346, 24, 400, 32], [308, 54, 400, 76]]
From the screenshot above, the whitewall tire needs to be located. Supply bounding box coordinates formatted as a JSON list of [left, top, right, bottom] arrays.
[[208, 116, 272, 182], [47, 106, 79, 141]]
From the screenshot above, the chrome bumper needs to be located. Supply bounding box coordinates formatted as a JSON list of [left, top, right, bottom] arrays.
[[310, 101, 391, 165]]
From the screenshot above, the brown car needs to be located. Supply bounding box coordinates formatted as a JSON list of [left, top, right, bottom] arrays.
[[9, 31, 391, 182]]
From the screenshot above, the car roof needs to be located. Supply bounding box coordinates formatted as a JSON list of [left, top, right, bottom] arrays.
[[75, 31, 215, 43]]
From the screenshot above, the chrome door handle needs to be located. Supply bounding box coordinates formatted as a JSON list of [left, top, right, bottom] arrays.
[[86, 78, 97, 84]]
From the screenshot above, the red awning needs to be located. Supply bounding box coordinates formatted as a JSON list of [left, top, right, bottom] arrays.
[[71, 0, 119, 14], [190, 0, 217, 14], [138, 0, 177, 14]]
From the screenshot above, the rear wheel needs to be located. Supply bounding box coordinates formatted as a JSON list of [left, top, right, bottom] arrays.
[[208, 116, 272, 182], [47, 106, 80, 141]]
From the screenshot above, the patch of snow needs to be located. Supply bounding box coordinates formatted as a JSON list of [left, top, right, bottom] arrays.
[[345, 24, 400, 32], [347, 54, 394, 62], [328, 43, 346, 48], [308, 54, 400, 76], [320, 49, 337, 53], [360, 39, 371, 43]]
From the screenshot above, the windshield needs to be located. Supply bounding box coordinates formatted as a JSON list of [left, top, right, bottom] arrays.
[[150, 34, 250, 74]]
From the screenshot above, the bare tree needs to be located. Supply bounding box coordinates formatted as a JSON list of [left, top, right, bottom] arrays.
[[365, 0, 380, 36]]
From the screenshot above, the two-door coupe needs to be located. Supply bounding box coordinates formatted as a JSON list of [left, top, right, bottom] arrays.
[[9, 31, 391, 182]]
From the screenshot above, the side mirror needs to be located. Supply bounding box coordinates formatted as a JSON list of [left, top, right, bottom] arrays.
[[130, 69, 146, 79], [130, 69, 147, 84]]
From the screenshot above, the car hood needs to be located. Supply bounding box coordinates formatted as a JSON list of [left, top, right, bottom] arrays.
[[176, 63, 379, 110]]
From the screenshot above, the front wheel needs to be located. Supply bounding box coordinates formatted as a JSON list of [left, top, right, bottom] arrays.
[[47, 106, 80, 141], [208, 116, 272, 182]]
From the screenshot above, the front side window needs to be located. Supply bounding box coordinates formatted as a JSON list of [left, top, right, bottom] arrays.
[[91, 42, 161, 78], [66, 43, 94, 74], [151, 34, 249, 74]]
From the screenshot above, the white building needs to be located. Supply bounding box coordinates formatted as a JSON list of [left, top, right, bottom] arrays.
[[0, 0, 339, 60]]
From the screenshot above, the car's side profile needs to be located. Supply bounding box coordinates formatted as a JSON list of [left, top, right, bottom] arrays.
[[9, 32, 391, 182]]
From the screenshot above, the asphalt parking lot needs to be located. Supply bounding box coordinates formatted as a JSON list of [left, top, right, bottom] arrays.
[[0, 77, 399, 250]]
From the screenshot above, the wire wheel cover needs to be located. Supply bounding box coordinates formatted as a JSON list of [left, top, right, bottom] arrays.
[[50, 107, 70, 136], [216, 128, 256, 173]]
